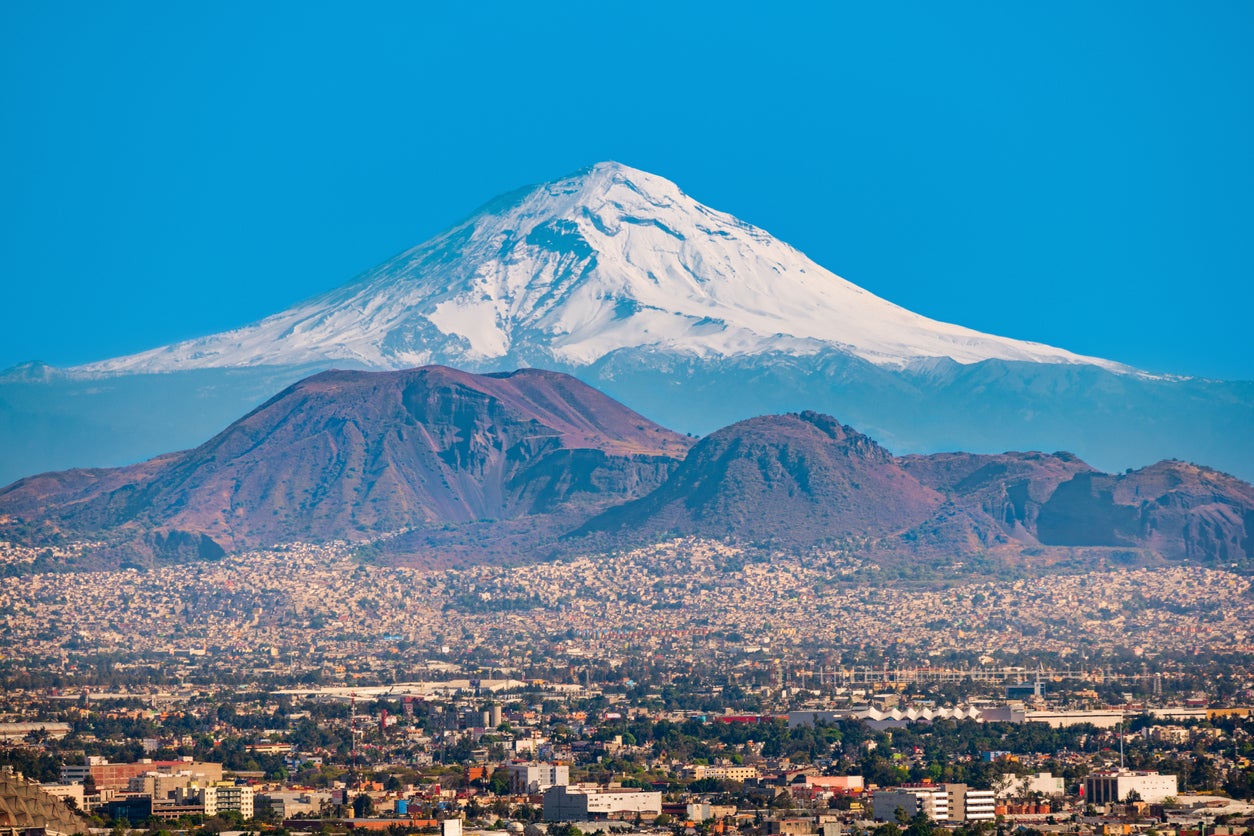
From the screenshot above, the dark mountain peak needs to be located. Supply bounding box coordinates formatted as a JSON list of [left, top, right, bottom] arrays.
[[577, 411, 942, 546], [0, 366, 692, 567], [708, 410, 885, 457], [203, 365, 691, 462]]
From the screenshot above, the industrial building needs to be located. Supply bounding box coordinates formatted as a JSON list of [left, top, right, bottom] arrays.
[[542, 784, 662, 821], [1083, 771, 1178, 804]]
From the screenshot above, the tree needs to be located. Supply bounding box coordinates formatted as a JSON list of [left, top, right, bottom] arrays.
[[488, 768, 510, 796], [905, 812, 935, 836], [352, 794, 373, 818]]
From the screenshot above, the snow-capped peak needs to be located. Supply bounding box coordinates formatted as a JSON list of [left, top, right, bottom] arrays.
[[77, 161, 1128, 375]]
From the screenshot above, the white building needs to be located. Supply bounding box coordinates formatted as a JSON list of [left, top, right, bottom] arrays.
[[39, 783, 85, 808], [788, 707, 983, 731], [199, 783, 254, 818], [994, 772, 1066, 799], [60, 756, 108, 784], [507, 763, 570, 794], [872, 787, 949, 822], [943, 785, 995, 822], [542, 784, 662, 821], [1083, 771, 1177, 805]]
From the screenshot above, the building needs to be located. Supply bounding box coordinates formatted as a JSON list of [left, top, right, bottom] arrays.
[[872, 787, 949, 822], [38, 783, 85, 809], [60, 756, 223, 791], [507, 763, 570, 794], [128, 770, 210, 802], [184, 782, 254, 818], [687, 802, 737, 822], [766, 819, 814, 836], [963, 790, 996, 822], [103, 796, 153, 824], [255, 790, 332, 819], [805, 776, 864, 793], [0, 722, 73, 742], [1083, 771, 1177, 805], [788, 707, 982, 731], [682, 764, 761, 783], [542, 784, 662, 821], [1006, 681, 1045, 700], [943, 784, 995, 822], [974, 706, 1127, 729], [994, 772, 1066, 799], [59, 756, 106, 785]]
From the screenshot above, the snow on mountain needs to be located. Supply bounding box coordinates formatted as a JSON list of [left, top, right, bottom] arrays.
[[77, 162, 1127, 376]]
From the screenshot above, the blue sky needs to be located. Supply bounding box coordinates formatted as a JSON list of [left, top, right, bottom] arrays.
[[2, 2, 1251, 379]]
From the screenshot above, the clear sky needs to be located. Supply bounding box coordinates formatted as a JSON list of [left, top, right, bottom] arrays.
[[2, 2, 1251, 379]]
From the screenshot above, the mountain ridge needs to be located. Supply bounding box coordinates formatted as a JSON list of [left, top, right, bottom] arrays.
[[2, 366, 1250, 575], [0, 366, 691, 566]]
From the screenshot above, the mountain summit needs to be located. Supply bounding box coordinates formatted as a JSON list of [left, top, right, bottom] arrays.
[[79, 162, 1123, 376]]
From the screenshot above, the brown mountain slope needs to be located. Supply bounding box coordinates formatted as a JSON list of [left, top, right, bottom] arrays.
[[1034, 459, 1254, 561], [888, 452, 1254, 566], [575, 411, 944, 546], [575, 416, 1254, 570], [3, 372, 1251, 573], [895, 450, 1097, 550], [0, 366, 691, 562]]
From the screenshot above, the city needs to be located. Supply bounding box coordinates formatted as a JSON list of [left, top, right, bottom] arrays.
[[2, 538, 1252, 836]]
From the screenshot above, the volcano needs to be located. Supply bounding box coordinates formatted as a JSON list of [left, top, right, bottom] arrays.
[[3, 163, 1252, 485]]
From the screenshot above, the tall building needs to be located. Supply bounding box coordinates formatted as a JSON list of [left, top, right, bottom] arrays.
[[188, 782, 254, 819], [508, 763, 569, 794], [943, 784, 995, 822], [1083, 771, 1177, 805], [872, 787, 949, 822]]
